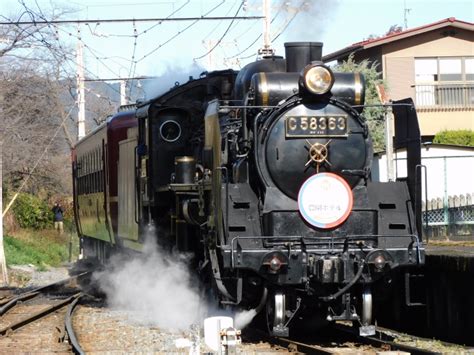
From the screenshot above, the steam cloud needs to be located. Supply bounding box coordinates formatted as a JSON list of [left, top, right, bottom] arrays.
[[95, 238, 206, 330], [95, 235, 260, 331], [141, 61, 206, 99]]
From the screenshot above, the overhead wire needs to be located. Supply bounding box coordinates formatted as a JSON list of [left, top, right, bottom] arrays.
[[271, 5, 301, 43], [226, 3, 283, 61], [136, 0, 227, 63], [193, 0, 244, 61], [202, 1, 234, 41]]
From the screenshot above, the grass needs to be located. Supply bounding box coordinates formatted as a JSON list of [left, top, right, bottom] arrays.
[[4, 228, 80, 271]]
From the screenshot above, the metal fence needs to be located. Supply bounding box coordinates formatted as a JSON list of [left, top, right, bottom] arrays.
[[422, 194, 474, 226], [415, 83, 474, 108]]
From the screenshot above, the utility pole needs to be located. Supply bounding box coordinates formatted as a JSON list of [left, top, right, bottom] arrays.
[[120, 80, 127, 106], [204, 40, 214, 70], [76, 36, 86, 140], [376, 84, 395, 182], [259, 0, 274, 56], [0, 139, 9, 286]]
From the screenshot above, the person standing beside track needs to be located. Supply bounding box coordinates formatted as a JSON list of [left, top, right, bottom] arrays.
[[52, 202, 64, 235]]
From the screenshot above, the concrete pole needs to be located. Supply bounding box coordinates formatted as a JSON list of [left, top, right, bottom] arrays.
[[263, 0, 270, 51], [385, 108, 395, 181], [206, 40, 214, 70], [120, 80, 127, 106], [76, 38, 86, 140], [376, 84, 395, 181], [259, 0, 273, 55], [0, 140, 9, 286]]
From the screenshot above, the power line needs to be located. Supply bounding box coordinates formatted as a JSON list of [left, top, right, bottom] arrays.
[[193, 1, 244, 61], [135, 0, 229, 63], [0, 15, 264, 26], [84, 76, 155, 81]]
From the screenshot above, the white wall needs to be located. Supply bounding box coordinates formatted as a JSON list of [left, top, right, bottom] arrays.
[[372, 145, 474, 201]]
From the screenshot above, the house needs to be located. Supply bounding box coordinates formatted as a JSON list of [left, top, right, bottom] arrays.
[[323, 18, 474, 140]]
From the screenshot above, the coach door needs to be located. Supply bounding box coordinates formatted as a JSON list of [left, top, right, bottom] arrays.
[[117, 129, 139, 248]]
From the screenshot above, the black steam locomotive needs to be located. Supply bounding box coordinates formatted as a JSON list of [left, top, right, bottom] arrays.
[[73, 42, 425, 336]]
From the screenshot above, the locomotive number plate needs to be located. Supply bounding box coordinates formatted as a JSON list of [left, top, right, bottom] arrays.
[[285, 115, 348, 138]]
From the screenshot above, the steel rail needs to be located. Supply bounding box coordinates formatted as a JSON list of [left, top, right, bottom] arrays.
[[0, 271, 90, 316], [0, 293, 81, 336], [270, 336, 335, 354], [65, 294, 85, 355], [332, 323, 442, 355], [245, 328, 334, 354]]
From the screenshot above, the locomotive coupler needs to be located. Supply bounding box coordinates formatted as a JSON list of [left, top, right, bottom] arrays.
[[326, 293, 358, 322]]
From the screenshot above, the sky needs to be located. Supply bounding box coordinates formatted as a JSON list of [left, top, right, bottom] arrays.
[[1, 0, 473, 96]]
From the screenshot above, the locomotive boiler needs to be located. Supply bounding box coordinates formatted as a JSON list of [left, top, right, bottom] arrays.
[[73, 42, 425, 336]]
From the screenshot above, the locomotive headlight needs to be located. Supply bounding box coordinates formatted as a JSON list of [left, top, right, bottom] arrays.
[[302, 64, 334, 95], [367, 251, 392, 272], [374, 255, 386, 270], [262, 252, 288, 274]]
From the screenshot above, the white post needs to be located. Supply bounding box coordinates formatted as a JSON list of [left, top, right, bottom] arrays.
[[259, 0, 273, 55], [206, 40, 214, 70], [376, 84, 395, 181], [76, 38, 86, 140], [263, 0, 270, 51], [0, 140, 9, 286], [120, 80, 127, 106], [385, 108, 395, 181]]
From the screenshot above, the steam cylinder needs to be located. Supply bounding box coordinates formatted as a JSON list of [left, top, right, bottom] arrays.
[[284, 42, 323, 72]]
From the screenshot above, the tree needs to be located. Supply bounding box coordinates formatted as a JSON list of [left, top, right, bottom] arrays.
[[385, 25, 403, 36], [0, 4, 80, 203], [333, 54, 386, 152]]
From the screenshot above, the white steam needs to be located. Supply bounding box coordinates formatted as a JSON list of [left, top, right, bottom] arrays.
[[95, 235, 260, 331], [95, 239, 206, 330], [234, 309, 258, 330], [142, 61, 206, 99]]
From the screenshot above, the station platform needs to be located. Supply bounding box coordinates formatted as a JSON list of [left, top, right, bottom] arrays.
[[425, 242, 474, 272]]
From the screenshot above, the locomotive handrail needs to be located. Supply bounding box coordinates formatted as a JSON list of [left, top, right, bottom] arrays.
[[216, 166, 229, 241], [351, 103, 415, 109], [416, 164, 429, 234], [219, 105, 277, 109], [229, 234, 423, 268]]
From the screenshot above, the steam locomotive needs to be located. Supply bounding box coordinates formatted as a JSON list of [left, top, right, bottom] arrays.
[[73, 42, 425, 336]]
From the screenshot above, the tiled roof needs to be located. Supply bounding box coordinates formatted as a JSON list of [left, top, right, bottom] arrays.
[[323, 17, 473, 62]]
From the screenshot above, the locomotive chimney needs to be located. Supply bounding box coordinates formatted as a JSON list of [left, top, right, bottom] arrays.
[[284, 42, 323, 72]]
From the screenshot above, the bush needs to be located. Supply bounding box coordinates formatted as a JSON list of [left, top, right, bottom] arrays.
[[433, 130, 474, 147], [11, 193, 53, 229]]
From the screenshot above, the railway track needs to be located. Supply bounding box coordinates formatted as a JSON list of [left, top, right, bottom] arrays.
[[1, 271, 471, 354], [243, 322, 471, 354], [0, 272, 91, 353]]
